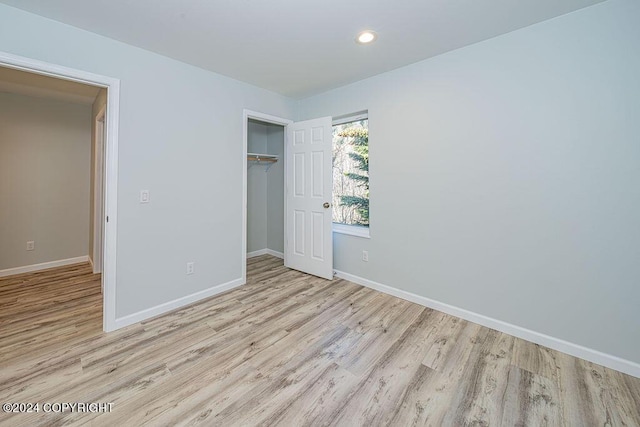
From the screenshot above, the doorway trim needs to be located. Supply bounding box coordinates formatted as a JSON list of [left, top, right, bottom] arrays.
[[0, 51, 120, 332], [242, 110, 292, 283], [93, 105, 106, 276]]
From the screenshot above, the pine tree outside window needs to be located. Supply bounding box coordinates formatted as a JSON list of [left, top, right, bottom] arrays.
[[332, 113, 369, 237]]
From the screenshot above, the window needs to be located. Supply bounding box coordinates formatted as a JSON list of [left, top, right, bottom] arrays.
[[332, 112, 369, 237]]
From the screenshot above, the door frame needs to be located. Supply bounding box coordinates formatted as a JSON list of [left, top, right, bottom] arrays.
[[93, 105, 106, 275], [242, 110, 292, 283], [0, 51, 121, 332]]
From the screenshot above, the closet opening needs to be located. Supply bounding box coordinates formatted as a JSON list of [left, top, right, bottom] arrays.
[[244, 115, 286, 273]]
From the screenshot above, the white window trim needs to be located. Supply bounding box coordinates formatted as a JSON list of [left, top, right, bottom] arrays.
[[333, 223, 370, 238], [332, 111, 368, 126]]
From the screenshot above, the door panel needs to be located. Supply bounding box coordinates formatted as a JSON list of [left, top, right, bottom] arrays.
[[285, 117, 333, 279]]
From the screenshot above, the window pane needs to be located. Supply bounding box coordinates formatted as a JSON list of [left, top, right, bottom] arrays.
[[332, 119, 369, 227]]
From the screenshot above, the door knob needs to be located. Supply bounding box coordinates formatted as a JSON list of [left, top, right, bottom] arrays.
[[323, 202, 331, 209]]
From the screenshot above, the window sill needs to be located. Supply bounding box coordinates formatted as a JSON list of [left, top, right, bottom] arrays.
[[333, 223, 370, 239]]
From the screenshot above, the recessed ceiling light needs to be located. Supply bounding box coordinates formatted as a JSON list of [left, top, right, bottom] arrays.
[[356, 30, 377, 45]]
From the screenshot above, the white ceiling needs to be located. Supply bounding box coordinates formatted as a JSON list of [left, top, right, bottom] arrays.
[[0, 0, 604, 99], [0, 66, 100, 105]]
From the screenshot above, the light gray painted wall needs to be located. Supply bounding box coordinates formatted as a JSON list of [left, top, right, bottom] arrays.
[[0, 92, 91, 270], [266, 124, 284, 254], [298, 0, 640, 364], [0, 3, 295, 317], [247, 120, 268, 253]]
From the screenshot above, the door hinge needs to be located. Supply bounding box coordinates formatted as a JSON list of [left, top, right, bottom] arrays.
[[106, 216, 109, 223]]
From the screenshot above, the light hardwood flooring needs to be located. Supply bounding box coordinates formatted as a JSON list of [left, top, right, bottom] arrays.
[[1, 256, 639, 426]]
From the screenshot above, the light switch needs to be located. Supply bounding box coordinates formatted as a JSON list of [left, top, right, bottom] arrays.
[[140, 190, 150, 203]]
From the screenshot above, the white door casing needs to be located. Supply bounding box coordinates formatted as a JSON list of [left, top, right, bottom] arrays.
[[285, 117, 333, 280], [93, 107, 106, 275]]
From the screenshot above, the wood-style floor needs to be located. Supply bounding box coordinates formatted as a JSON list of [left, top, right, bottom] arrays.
[[1, 257, 639, 426]]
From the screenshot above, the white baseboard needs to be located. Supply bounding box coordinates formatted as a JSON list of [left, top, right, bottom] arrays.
[[266, 249, 284, 259], [0, 256, 90, 278], [113, 277, 245, 330], [247, 249, 268, 258], [247, 249, 284, 259], [334, 270, 640, 379]]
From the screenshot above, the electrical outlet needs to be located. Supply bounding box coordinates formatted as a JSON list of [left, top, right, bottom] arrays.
[[140, 190, 150, 203], [362, 250, 369, 262], [186, 262, 195, 275], [26, 241, 35, 251]]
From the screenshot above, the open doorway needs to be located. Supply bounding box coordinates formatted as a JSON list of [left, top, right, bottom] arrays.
[[0, 66, 106, 348], [0, 51, 119, 332], [242, 111, 290, 282], [245, 117, 286, 266]]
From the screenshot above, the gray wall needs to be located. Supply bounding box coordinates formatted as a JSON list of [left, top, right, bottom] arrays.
[[0, 3, 295, 318], [266, 124, 284, 254], [247, 120, 284, 255], [0, 92, 92, 270], [298, 0, 640, 364], [247, 120, 268, 253]]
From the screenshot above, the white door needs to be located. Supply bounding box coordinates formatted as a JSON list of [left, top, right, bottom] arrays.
[[285, 117, 333, 279]]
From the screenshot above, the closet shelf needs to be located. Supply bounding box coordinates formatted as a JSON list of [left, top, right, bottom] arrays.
[[248, 153, 278, 171]]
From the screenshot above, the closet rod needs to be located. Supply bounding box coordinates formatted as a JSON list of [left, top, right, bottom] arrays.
[[247, 154, 278, 163]]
